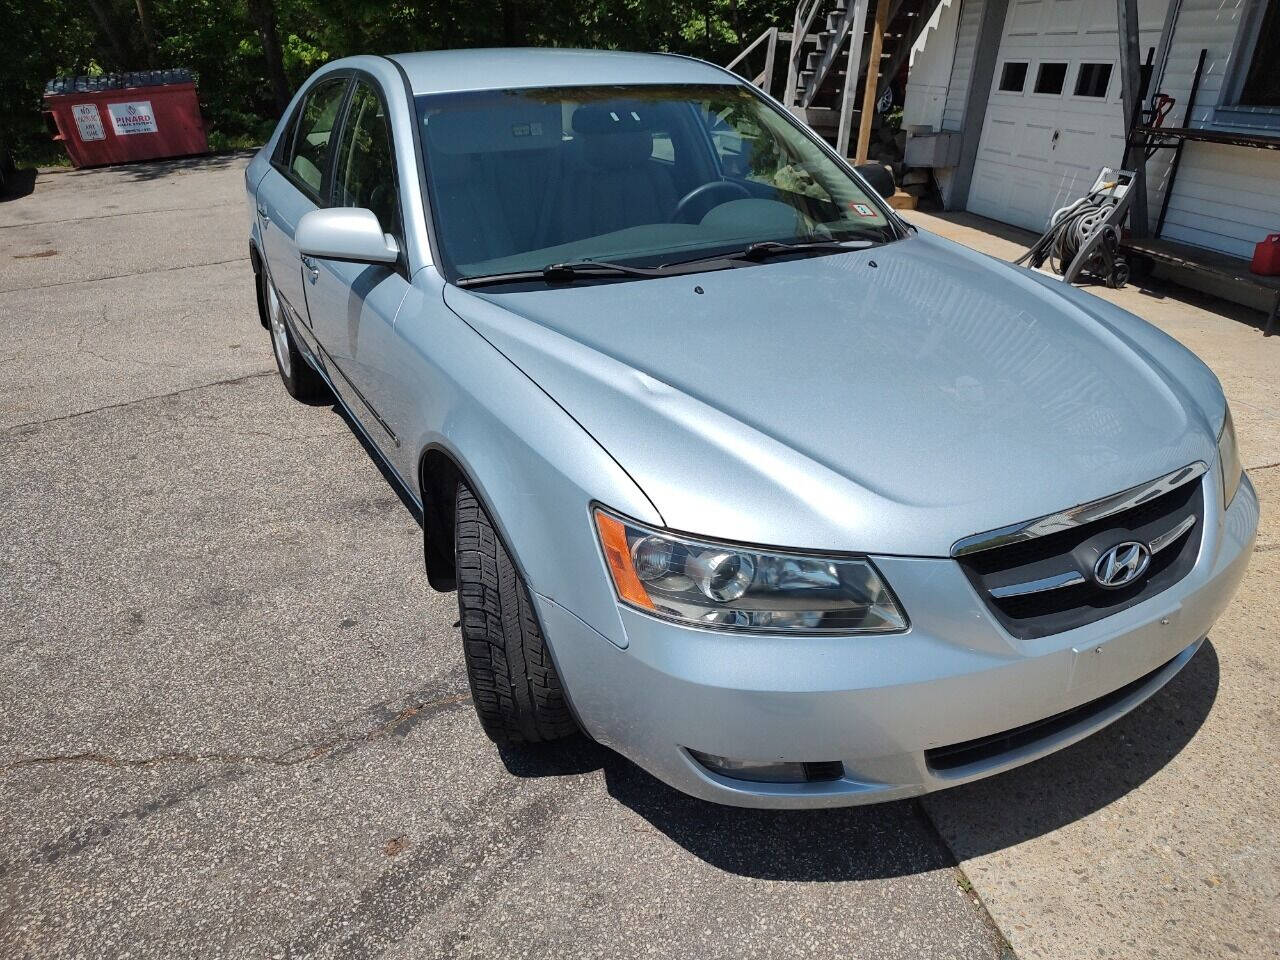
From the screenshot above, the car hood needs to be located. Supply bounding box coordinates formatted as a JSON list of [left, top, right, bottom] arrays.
[[442, 230, 1224, 556]]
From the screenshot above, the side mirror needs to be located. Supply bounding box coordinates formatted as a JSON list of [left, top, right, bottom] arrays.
[[296, 207, 399, 265], [852, 162, 896, 200]]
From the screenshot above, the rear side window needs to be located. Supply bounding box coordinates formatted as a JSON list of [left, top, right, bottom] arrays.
[[286, 78, 348, 197], [332, 80, 401, 239]]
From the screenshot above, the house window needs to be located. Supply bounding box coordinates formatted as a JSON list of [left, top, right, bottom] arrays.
[[1034, 63, 1068, 95], [1239, 0, 1280, 106], [1074, 63, 1113, 98], [999, 62, 1029, 92]]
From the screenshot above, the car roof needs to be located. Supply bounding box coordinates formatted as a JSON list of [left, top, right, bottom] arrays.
[[387, 48, 737, 96]]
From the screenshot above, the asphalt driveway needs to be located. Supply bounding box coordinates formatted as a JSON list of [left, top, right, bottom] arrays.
[[1, 155, 1276, 959]]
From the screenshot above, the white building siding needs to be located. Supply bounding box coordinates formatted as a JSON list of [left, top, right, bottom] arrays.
[[941, 0, 984, 131], [1146, 0, 1280, 257], [903, 0, 963, 131], [1160, 142, 1280, 259], [935, 0, 985, 205]]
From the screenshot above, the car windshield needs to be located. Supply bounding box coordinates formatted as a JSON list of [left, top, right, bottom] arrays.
[[415, 83, 898, 281]]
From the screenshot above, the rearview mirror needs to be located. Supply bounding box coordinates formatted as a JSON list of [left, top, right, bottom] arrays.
[[296, 208, 399, 265]]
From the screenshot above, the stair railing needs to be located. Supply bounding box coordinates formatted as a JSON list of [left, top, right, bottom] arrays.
[[784, 0, 827, 105], [803, 1, 864, 107], [725, 26, 780, 94]]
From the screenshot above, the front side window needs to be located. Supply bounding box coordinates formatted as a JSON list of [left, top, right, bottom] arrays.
[[416, 84, 896, 281], [333, 80, 401, 238], [287, 77, 348, 196]]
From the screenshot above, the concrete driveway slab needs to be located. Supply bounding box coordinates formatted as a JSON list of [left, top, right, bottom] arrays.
[[910, 209, 1280, 960]]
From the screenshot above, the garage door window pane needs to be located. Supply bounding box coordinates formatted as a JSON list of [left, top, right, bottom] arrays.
[[1074, 63, 1112, 98], [999, 62, 1029, 92], [1034, 63, 1068, 95]]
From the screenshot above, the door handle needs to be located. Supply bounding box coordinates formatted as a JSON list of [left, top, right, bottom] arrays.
[[302, 256, 320, 282], [256, 202, 270, 227]]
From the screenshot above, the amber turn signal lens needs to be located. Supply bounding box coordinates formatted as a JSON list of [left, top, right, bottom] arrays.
[[594, 510, 655, 609]]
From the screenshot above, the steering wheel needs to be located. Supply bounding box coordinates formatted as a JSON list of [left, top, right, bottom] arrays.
[[673, 180, 752, 224]]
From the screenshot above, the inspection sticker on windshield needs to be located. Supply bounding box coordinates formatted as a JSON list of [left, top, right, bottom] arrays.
[[71, 104, 106, 142], [107, 101, 158, 135], [851, 203, 876, 217]]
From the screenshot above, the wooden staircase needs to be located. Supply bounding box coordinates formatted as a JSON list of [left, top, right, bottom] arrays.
[[728, 0, 936, 161]]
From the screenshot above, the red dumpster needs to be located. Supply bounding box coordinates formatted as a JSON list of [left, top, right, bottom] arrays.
[[43, 70, 209, 168]]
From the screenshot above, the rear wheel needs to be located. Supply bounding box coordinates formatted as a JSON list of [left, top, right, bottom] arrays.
[[455, 481, 577, 746], [261, 271, 328, 402]]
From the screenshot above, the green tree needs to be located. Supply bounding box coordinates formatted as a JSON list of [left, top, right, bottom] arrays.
[[1, 0, 796, 163]]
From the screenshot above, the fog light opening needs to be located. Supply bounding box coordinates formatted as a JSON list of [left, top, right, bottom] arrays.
[[688, 749, 844, 784]]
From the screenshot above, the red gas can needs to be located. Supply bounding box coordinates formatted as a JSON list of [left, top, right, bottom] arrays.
[[43, 70, 209, 169], [1252, 234, 1280, 277]]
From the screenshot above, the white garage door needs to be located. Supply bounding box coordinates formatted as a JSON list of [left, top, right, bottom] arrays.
[[966, 0, 1163, 231]]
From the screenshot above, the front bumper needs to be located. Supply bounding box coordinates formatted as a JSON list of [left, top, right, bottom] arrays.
[[536, 475, 1258, 809]]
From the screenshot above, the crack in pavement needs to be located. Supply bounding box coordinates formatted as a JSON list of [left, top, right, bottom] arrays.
[[1, 255, 248, 296], [0, 685, 472, 880], [279, 782, 560, 960], [0, 692, 472, 774], [0, 370, 276, 435], [0, 201, 239, 231]]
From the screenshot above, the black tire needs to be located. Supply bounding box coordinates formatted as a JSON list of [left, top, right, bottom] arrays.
[[260, 271, 329, 403], [455, 481, 577, 746]]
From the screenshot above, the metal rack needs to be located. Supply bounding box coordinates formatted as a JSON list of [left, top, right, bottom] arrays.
[[1124, 49, 1280, 336]]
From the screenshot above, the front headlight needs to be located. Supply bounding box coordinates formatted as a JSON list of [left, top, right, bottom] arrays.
[[1218, 405, 1243, 508], [593, 508, 908, 633]]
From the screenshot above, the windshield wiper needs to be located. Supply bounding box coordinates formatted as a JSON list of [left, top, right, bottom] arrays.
[[455, 257, 737, 289], [738, 238, 876, 259], [454, 240, 876, 289], [660, 238, 875, 272]]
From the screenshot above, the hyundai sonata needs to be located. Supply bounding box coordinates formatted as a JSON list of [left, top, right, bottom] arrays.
[[244, 48, 1257, 807]]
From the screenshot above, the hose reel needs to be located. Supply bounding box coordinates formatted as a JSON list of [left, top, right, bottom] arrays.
[[1013, 168, 1136, 289]]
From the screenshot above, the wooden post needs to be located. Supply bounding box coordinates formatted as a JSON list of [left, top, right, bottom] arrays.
[[854, 0, 890, 163], [762, 28, 778, 96], [835, 0, 870, 157]]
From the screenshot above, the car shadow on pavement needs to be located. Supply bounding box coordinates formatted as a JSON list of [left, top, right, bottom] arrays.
[[501, 640, 1219, 881]]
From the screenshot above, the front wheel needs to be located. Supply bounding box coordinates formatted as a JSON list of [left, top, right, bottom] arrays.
[[455, 481, 578, 746], [261, 271, 328, 402]]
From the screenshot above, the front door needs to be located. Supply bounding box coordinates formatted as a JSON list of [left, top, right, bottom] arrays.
[[305, 78, 413, 468], [966, 0, 1164, 230]]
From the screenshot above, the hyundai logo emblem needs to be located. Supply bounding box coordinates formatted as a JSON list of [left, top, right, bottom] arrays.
[[1093, 541, 1150, 588]]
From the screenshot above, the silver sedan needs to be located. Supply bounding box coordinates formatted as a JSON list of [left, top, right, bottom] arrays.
[[245, 48, 1257, 807]]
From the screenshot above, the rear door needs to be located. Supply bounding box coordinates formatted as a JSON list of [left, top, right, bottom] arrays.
[[304, 76, 413, 465], [258, 75, 350, 322]]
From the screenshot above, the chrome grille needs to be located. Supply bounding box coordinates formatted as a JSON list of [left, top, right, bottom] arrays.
[[954, 465, 1206, 640]]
